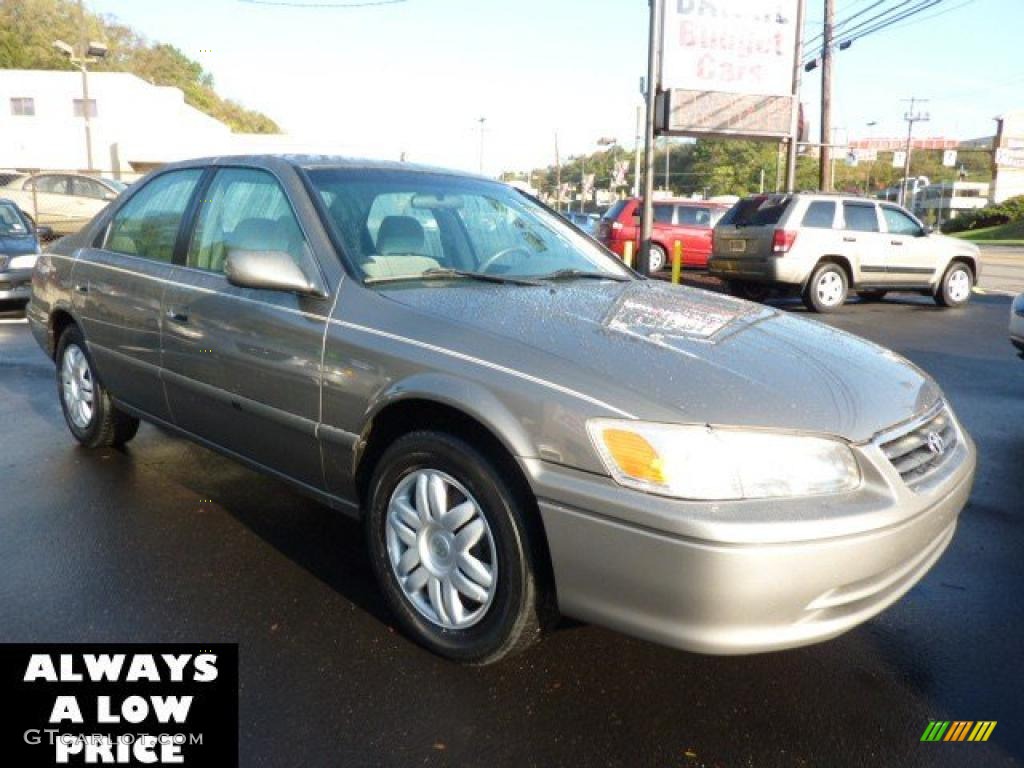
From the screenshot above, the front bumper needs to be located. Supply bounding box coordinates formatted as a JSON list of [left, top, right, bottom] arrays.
[[526, 423, 976, 655], [0, 268, 33, 301]]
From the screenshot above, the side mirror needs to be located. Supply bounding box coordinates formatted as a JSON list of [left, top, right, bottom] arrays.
[[36, 225, 55, 241], [920, 225, 934, 237], [224, 249, 326, 297], [103, 191, 118, 201]]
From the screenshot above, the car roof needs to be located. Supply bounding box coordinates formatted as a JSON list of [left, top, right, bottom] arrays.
[[157, 153, 493, 182]]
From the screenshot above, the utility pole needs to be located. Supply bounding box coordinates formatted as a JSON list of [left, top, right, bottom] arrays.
[[639, 0, 663, 277], [899, 97, 930, 207], [664, 137, 670, 193], [785, 0, 807, 192], [554, 131, 561, 211], [818, 0, 834, 192]]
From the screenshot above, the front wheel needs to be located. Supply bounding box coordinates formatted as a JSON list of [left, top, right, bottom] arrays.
[[365, 431, 547, 664], [803, 262, 848, 313], [934, 262, 973, 308], [56, 326, 139, 448]]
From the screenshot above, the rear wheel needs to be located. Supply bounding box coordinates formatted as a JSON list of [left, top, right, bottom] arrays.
[[857, 289, 888, 301], [647, 243, 667, 273], [934, 262, 973, 308], [803, 262, 848, 313], [56, 326, 139, 448], [365, 430, 547, 664]]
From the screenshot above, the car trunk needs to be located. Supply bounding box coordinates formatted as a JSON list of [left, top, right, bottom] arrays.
[[714, 195, 792, 261]]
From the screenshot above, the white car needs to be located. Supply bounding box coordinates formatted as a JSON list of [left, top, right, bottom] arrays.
[[709, 193, 981, 313], [1011, 294, 1024, 354], [1, 172, 123, 236]]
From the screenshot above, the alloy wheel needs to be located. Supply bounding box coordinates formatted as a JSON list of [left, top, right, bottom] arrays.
[[61, 343, 94, 429]]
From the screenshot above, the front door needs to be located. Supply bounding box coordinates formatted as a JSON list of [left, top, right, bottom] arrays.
[[880, 204, 934, 285], [71, 168, 204, 422], [161, 166, 332, 490]]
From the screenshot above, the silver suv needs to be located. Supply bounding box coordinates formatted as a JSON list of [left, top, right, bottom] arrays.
[[709, 193, 981, 312]]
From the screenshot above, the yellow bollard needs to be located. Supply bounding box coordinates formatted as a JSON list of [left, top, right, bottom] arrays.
[[671, 240, 683, 285], [623, 240, 634, 268]]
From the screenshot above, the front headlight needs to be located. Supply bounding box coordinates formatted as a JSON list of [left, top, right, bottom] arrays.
[[8, 253, 39, 270], [587, 419, 861, 500]]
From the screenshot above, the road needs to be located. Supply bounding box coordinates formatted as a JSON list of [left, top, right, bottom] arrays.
[[979, 246, 1024, 295], [1, 290, 1021, 768]]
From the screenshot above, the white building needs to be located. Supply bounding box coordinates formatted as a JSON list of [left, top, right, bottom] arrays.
[[913, 181, 990, 226], [0, 69, 342, 178]]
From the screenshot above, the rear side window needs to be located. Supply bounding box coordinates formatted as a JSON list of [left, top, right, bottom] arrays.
[[602, 199, 629, 221], [801, 201, 836, 229], [188, 168, 314, 274], [719, 196, 791, 227], [653, 204, 673, 224], [105, 170, 202, 262], [676, 206, 712, 226], [843, 202, 880, 232]]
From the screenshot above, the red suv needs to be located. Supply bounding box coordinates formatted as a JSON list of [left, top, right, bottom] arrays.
[[597, 198, 728, 271]]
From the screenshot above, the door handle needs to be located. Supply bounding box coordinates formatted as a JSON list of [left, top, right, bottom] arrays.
[[73, 283, 89, 294], [843, 236, 857, 243], [165, 309, 189, 324], [890, 240, 904, 245]]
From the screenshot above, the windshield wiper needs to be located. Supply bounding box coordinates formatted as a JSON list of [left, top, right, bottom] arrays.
[[538, 268, 630, 282], [365, 267, 542, 286]]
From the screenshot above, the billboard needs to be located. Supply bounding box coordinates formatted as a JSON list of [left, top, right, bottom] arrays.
[[658, 0, 800, 139]]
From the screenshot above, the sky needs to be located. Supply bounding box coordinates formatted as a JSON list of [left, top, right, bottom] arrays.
[[83, 0, 1022, 175]]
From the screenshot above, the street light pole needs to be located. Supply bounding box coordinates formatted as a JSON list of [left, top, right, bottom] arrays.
[[54, 1, 107, 173], [639, 0, 663, 277], [899, 98, 929, 208], [819, 0, 835, 192]]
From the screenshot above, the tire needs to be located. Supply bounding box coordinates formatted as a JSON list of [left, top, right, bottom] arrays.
[[56, 325, 140, 448], [857, 289, 888, 301], [365, 430, 547, 664], [803, 262, 848, 313], [647, 243, 667, 273], [934, 262, 973, 308]]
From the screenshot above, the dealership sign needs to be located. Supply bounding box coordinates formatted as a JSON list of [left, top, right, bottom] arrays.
[[657, 0, 800, 139]]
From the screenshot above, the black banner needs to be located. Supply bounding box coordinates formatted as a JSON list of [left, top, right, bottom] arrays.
[[0, 644, 238, 766]]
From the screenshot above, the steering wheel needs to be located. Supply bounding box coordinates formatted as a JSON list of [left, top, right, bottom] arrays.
[[478, 246, 533, 274]]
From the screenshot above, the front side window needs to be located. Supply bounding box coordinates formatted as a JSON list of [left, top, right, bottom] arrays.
[[843, 202, 880, 233], [801, 201, 836, 229], [105, 170, 202, 262], [10, 97, 35, 116], [187, 168, 313, 275], [310, 169, 629, 283], [882, 206, 922, 236]]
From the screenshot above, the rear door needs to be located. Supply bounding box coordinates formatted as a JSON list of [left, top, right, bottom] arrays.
[[161, 165, 332, 490], [672, 204, 714, 266], [840, 201, 887, 281], [72, 168, 204, 422], [880, 204, 933, 284]]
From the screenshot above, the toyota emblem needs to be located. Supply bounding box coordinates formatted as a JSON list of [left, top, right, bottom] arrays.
[[926, 431, 945, 456]]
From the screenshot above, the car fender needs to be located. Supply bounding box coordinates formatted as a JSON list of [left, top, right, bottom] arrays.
[[359, 370, 538, 462]]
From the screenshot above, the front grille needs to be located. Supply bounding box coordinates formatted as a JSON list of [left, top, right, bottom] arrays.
[[880, 405, 958, 487]]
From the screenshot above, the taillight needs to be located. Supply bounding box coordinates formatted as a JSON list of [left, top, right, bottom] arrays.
[[772, 229, 798, 254]]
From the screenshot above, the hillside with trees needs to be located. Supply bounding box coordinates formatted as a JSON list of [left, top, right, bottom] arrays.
[[0, 0, 279, 133]]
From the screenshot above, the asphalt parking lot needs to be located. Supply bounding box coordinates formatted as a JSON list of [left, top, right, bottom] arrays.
[[1, 282, 1021, 767]]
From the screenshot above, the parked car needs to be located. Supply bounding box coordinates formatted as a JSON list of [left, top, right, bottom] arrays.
[[0, 198, 51, 305], [1011, 293, 1024, 354], [561, 210, 600, 236], [709, 193, 981, 313], [29, 155, 975, 664], [1, 172, 123, 236], [597, 197, 728, 271]]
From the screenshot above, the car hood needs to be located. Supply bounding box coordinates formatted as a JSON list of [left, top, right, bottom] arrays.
[[378, 280, 941, 443], [0, 234, 38, 257]]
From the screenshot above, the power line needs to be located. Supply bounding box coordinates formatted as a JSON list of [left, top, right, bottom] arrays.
[[237, 0, 406, 7], [803, 0, 952, 64]]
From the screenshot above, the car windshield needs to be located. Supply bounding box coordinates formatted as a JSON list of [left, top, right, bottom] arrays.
[[0, 203, 29, 235], [307, 169, 631, 284]]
